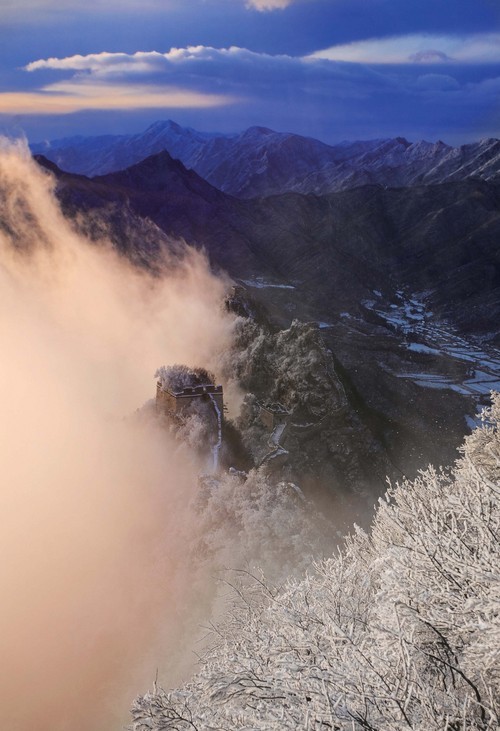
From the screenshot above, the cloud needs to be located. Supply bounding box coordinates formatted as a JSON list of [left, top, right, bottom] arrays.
[[13, 46, 388, 118], [25, 46, 298, 75], [6, 49, 249, 115], [26, 50, 172, 74], [0, 84, 233, 115], [6, 43, 500, 143], [0, 139, 237, 730], [24, 45, 387, 86], [0, 139, 335, 730], [312, 33, 500, 65], [245, 0, 295, 10]]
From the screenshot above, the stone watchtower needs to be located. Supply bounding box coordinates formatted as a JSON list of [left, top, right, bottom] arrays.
[[156, 376, 224, 473], [156, 381, 223, 416]]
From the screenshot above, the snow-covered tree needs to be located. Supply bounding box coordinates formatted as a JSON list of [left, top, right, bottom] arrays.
[[193, 467, 331, 582], [155, 365, 216, 392], [131, 394, 500, 730]]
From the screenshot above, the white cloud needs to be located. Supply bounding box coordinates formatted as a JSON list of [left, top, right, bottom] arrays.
[[25, 46, 299, 76], [245, 0, 295, 10], [23, 45, 384, 84], [311, 33, 500, 65], [26, 51, 169, 75]]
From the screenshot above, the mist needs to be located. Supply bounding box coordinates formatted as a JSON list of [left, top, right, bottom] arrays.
[[0, 140, 236, 731]]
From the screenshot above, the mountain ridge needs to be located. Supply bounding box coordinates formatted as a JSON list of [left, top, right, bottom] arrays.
[[31, 120, 500, 199]]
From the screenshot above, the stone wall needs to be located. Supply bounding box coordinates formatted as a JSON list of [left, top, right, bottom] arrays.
[[156, 382, 223, 415]]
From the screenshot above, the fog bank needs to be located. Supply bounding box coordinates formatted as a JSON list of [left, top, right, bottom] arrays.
[[0, 141, 235, 731]]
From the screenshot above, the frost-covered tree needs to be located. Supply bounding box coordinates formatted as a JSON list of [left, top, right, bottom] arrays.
[[193, 468, 331, 582], [131, 394, 500, 730], [155, 365, 216, 392]]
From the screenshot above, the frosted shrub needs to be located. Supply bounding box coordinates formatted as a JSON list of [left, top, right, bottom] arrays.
[[132, 394, 500, 731]]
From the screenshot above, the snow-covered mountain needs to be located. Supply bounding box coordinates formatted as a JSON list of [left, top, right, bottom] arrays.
[[31, 120, 500, 198], [31, 120, 223, 180]]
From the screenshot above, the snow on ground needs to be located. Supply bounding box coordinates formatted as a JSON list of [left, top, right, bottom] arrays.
[[407, 343, 440, 355], [239, 278, 295, 290], [270, 422, 287, 446], [363, 293, 500, 401]]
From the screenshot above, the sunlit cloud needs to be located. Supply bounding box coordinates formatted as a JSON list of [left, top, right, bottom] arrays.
[[311, 33, 500, 65], [0, 82, 234, 115]]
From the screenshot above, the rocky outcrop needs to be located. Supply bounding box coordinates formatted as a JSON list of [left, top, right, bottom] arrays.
[[223, 302, 391, 497]]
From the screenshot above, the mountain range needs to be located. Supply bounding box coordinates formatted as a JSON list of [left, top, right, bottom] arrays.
[[33, 141, 500, 489], [35, 147, 500, 336], [31, 120, 500, 198]]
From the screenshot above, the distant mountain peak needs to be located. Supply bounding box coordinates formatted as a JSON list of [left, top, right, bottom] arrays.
[[30, 120, 500, 199], [241, 126, 276, 138], [145, 119, 182, 133]]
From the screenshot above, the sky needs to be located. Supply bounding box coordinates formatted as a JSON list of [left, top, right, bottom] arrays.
[[0, 0, 499, 144]]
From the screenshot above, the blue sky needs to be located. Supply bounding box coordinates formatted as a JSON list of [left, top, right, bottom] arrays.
[[0, 0, 499, 144]]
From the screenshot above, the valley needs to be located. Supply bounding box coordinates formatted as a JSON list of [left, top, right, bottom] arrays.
[[2, 117, 499, 731], [30, 129, 500, 506]]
